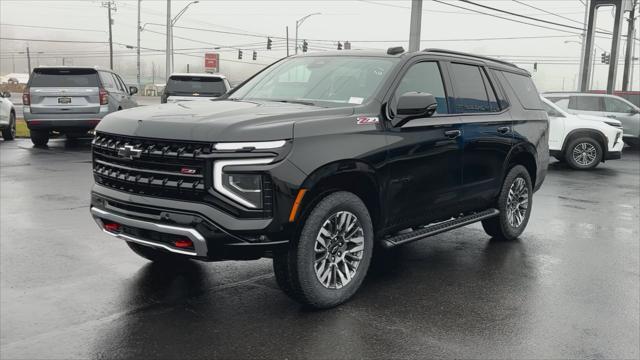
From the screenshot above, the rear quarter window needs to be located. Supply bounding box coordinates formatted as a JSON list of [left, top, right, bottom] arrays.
[[30, 68, 99, 87], [501, 71, 542, 110]]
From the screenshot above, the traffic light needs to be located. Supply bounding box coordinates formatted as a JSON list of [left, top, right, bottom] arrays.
[[533, 62, 538, 72], [238, 50, 243, 59], [267, 37, 272, 50], [302, 40, 308, 52], [344, 41, 351, 50], [252, 51, 257, 61], [337, 42, 342, 50], [605, 53, 611, 65], [601, 52, 608, 64]]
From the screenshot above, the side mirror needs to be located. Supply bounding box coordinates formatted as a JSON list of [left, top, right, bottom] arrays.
[[129, 86, 138, 95], [0, 91, 10, 98], [390, 92, 438, 127]]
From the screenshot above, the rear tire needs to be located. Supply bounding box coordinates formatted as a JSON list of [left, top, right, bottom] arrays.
[[126, 242, 190, 264], [273, 191, 374, 309], [565, 137, 602, 170], [2, 112, 16, 140], [30, 129, 50, 146], [482, 165, 533, 241]]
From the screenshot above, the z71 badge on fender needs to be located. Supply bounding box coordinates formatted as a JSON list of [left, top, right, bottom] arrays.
[[356, 116, 379, 125]]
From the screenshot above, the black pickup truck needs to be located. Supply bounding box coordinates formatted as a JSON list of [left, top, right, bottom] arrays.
[[90, 48, 548, 308]]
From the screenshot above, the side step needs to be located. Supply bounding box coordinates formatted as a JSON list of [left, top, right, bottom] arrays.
[[381, 208, 499, 248]]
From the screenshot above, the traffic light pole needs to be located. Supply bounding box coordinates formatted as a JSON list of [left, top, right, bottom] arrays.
[[622, 0, 637, 91]]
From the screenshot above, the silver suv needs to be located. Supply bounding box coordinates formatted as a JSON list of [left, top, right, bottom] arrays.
[[543, 92, 640, 147], [23, 67, 138, 146]]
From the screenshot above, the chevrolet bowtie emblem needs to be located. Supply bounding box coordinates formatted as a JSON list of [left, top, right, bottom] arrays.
[[117, 145, 142, 160]]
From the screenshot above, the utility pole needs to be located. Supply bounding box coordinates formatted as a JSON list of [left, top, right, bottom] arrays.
[[166, 0, 172, 81], [137, 0, 142, 89], [622, 0, 637, 91], [102, 1, 116, 70], [152, 61, 156, 84], [286, 26, 289, 57], [26, 46, 31, 73], [408, 0, 423, 52]]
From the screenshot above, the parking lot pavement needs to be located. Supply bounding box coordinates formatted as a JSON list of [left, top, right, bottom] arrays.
[[1, 138, 638, 359]]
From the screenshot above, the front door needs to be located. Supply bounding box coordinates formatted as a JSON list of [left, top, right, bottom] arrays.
[[384, 60, 463, 229]]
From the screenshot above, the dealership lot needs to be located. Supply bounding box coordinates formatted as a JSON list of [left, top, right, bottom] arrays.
[[1, 138, 638, 359]]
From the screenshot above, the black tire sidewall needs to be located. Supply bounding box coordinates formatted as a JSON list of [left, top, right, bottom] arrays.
[[495, 165, 533, 240], [30, 130, 50, 146], [2, 112, 15, 140], [565, 137, 602, 170], [292, 191, 374, 308]]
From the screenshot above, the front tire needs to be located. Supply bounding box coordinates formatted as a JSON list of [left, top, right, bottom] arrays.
[[273, 191, 374, 309], [30, 129, 50, 146], [482, 165, 533, 241], [126, 242, 190, 264], [565, 137, 602, 170], [2, 112, 16, 140]]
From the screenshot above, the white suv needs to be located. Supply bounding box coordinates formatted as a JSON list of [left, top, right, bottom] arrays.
[[541, 97, 623, 170]]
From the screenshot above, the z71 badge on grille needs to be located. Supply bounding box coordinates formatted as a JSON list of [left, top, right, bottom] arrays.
[[116, 145, 142, 160]]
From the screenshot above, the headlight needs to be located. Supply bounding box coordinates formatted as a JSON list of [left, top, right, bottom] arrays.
[[605, 121, 621, 128], [213, 158, 274, 208]]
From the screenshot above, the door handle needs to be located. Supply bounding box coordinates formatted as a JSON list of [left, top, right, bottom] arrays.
[[444, 129, 462, 139], [497, 126, 511, 134]]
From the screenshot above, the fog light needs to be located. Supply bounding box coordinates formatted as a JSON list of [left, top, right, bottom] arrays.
[[104, 222, 121, 232], [174, 239, 193, 248]]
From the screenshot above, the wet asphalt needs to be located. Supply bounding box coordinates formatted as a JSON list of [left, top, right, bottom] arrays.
[[1, 138, 638, 359]]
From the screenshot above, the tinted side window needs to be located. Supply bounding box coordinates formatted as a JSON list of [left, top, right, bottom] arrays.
[[395, 61, 448, 114], [450, 63, 493, 113], [604, 97, 633, 113], [501, 71, 542, 110], [99, 71, 117, 91], [571, 96, 603, 111]]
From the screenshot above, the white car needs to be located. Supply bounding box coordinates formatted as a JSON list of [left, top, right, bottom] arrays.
[[541, 97, 623, 169], [161, 73, 230, 103], [0, 91, 16, 141]]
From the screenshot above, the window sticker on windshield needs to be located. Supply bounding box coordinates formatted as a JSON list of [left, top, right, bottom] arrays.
[[348, 97, 364, 105]]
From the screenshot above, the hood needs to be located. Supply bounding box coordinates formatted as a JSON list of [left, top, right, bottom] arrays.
[[576, 114, 622, 126], [96, 99, 353, 142]]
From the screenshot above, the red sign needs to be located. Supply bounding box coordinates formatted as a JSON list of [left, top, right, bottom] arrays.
[[204, 53, 219, 72]]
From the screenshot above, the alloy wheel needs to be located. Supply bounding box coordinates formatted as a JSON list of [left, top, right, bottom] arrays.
[[572, 142, 597, 166], [506, 177, 529, 228], [313, 211, 365, 289]]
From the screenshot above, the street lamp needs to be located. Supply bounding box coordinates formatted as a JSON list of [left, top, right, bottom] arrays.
[[171, 0, 199, 72], [295, 12, 321, 54]]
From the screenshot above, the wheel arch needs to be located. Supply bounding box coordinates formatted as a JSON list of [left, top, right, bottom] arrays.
[[561, 128, 608, 159], [295, 159, 382, 234], [505, 143, 538, 187]]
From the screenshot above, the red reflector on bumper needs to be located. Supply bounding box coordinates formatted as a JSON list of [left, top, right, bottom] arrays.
[[174, 239, 193, 248], [104, 222, 121, 232]]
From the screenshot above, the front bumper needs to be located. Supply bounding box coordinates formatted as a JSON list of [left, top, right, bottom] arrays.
[[91, 184, 289, 260], [605, 151, 622, 160]]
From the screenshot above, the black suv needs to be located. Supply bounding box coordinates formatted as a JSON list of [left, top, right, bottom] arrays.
[[90, 48, 548, 308]]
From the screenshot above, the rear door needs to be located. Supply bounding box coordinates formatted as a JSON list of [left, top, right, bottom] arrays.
[[113, 73, 137, 109], [567, 95, 605, 117], [166, 75, 227, 99], [29, 68, 101, 114], [449, 62, 514, 210]]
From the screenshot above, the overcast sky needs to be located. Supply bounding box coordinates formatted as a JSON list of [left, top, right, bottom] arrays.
[[1, 0, 638, 91]]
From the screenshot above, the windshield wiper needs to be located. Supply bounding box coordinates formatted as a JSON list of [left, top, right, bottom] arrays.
[[269, 99, 316, 106]]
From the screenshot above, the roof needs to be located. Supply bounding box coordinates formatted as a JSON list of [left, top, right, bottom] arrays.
[[293, 48, 527, 74], [169, 72, 226, 79]]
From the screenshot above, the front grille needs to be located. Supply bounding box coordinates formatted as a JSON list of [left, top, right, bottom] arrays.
[[92, 133, 211, 200]]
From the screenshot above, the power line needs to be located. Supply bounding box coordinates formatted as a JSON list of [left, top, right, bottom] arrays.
[[431, 0, 583, 36], [0, 23, 106, 33], [0, 37, 109, 44], [511, 0, 586, 26]]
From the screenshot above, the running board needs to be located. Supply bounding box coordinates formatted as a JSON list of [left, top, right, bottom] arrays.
[[381, 208, 500, 248]]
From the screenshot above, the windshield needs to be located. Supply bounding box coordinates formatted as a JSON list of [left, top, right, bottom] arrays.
[[230, 56, 399, 106], [167, 76, 226, 96]]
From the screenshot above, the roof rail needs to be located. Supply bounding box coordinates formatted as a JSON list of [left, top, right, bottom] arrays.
[[422, 48, 519, 69]]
